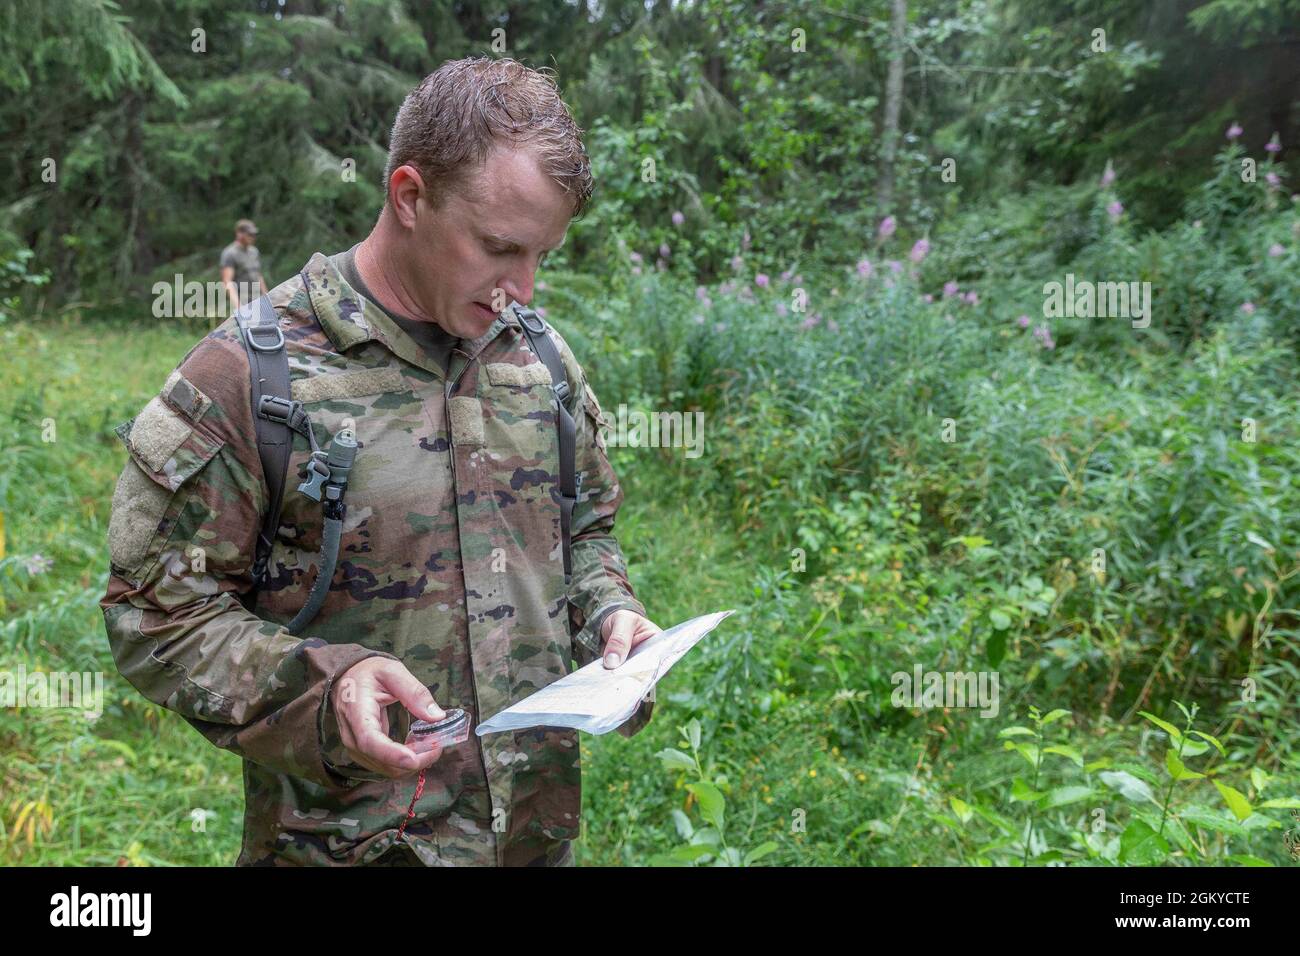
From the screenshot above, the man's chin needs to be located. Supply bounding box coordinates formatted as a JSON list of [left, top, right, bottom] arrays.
[[455, 304, 499, 339]]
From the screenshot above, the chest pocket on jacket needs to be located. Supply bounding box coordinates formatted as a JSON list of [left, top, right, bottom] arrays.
[[274, 366, 431, 570], [480, 361, 558, 469], [289, 366, 424, 494]]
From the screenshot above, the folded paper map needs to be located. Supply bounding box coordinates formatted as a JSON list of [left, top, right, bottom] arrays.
[[475, 610, 736, 736]]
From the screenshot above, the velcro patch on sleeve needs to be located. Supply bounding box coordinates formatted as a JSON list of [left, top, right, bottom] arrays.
[[291, 366, 407, 403], [108, 463, 172, 574], [161, 370, 212, 423], [128, 396, 195, 472], [485, 362, 552, 388]]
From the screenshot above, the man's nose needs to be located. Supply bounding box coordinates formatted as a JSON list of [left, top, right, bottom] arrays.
[[498, 268, 536, 308]]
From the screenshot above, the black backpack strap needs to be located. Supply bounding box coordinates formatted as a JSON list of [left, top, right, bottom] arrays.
[[235, 294, 293, 610], [512, 304, 578, 586], [235, 285, 359, 635]]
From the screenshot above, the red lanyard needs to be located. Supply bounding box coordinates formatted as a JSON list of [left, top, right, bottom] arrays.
[[394, 767, 427, 842]]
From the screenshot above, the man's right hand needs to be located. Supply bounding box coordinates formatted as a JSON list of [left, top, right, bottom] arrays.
[[329, 657, 446, 777]]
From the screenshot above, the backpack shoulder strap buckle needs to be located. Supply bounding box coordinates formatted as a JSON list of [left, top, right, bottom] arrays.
[[246, 323, 284, 352], [257, 394, 298, 424], [512, 303, 547, 335]]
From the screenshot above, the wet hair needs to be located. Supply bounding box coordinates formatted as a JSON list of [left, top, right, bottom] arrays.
[[383, 56, 593, 219]]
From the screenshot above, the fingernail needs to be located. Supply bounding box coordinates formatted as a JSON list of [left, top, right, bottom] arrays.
[[604, 652, 621, 668], [429, 705, 445, 720]]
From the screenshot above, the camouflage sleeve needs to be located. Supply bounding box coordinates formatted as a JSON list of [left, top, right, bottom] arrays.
[[100, 332, 397, 788], [552, 332, 654, 738]]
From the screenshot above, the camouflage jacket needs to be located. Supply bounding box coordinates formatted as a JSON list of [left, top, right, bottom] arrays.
[[101, 252, 653, 866]]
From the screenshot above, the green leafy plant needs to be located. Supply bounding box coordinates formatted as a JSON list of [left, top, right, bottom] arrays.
[[652, 718, 777, 867], [998, 705, 1088, 865], [1121, 703, 1300, 865]]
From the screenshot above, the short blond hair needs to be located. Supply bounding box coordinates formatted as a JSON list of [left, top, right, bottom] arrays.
[[384, 57, 593, 218]]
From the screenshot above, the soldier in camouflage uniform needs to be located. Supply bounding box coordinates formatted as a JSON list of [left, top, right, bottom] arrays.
[[100, 57, 660, 866]]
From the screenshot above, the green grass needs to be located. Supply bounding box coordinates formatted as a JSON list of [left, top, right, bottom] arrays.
[[0, 317, 247, 864]]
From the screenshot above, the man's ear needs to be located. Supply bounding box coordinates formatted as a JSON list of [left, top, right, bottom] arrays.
[[389, 164, 426, 229]]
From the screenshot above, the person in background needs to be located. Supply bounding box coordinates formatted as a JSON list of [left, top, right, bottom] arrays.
[[220, 218, 269, 313]]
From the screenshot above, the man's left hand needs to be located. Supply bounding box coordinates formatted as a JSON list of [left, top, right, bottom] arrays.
[[601, 609, 662, 668]]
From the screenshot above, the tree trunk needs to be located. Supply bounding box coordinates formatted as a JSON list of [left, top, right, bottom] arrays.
[[877, 0, 907, 216], [707, 53, 723, 98], [116, 98, 144, 291]]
